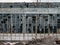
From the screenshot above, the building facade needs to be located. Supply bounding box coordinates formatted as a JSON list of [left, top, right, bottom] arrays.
[[0, 2, 60, 41]]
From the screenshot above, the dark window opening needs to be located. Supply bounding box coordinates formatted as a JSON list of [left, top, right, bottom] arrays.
[[29, 24, 31, 27], [45, 26, 48, 33], [32, 16, 36, 23], [8, 16, 11, 18], [1, 21, 4, 23], [57, 23, 60, 28], [25, 3, 28, 7], [57, 19, 60, 23], [1, 20, 5, 23], [57, 14, 60, 17], [13, 26, 15, 28], [3, 15, 6, 17], [49, 14, 53, 16], [3, 19, 7, 21], [10, 5, 13, 8], [53, 16, 54, 20], [53, 26, 55, 33], [26, 24, 27, 26], [37, 26, 40, 33], [20, 24, 22, 33], [26, 16, 28, 19], [0, 28, 3, 33], [17, 16, 19, 18], [28, 28, 31, 33], [21, 19, 22, 21], [41, 28, 44, 33], [33, 26, 35, 33], [45, 19, 48, 21]]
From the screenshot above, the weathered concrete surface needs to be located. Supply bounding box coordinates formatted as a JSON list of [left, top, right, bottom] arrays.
[[25, 36, 60, 45], [0, 34, 60, 41], [0, 36, 60, 45], [0, 8, 59, 14]]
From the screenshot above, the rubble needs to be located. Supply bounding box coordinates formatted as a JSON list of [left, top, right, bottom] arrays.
[[25, 36, 60, 45], [0, 36, 60, 45], [14, 42, 24, 45], [0, 42, 5, 45], [6, 43, 10, 45]]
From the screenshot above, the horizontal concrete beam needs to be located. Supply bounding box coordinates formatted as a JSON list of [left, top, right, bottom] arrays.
[[0, 34, 60, 41], [0, 8, 60, 14]]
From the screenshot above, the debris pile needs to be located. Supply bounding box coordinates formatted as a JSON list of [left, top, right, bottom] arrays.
[[6, 43, 10, 45], [14, 42, 24, 45], [0, 36, 60, 45], [0, 42, 5, 45], [26, 36, 59, 45], [55, 38, 60, 44]]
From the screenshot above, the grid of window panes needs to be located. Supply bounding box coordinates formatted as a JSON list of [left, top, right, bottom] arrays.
[[0, 13, 59, 33]]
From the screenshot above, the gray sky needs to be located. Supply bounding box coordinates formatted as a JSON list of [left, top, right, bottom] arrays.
[[0, 0, 60, 2]]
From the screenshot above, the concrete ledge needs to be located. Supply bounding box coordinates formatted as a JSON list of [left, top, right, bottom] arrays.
[[0, 8, 59, 14]]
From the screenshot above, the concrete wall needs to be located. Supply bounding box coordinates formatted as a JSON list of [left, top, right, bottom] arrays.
[[0, 8, 59, 14], [0, 33, 60, 41]]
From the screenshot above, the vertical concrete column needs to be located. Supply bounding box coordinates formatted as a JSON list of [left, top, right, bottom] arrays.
[[40, 16, 42, 30], [15, 14, 16, 40], [52, 15, 54, 35], [54, 15, 57, 27], [2, 21, 4, 40], [35, 15, 37, 39], [27, 17, 29, 33], [23, 15, 26, 33], [7, 14, 8, 40], [22, 14, 26, 40], [31, 17, 33, 39], [19, 14, 21, 40], [2, 14, 5, 40], [48, 15, 50, 35], [43, 16, 45, 38], [31, 17, 33, 33], [55, 14, 58, 38], [39, 15, 41, 38], [11, 14, 13, 41], [54, 15, 57, 38]]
